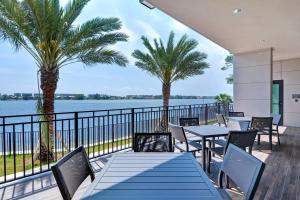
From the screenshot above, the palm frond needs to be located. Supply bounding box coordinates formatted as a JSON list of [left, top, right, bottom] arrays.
[[132, 31, 209, 84], [80, 49, 128, 66], [63, 17, 122, 47]]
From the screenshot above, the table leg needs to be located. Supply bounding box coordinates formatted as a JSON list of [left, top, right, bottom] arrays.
[[202, 136, 206, 172]]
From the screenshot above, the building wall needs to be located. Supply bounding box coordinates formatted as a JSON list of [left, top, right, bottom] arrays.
[[233, 48, 272, 117], [273, 58, 300, 127]]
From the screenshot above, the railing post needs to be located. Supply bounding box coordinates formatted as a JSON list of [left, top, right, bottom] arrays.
[[131, 108, 135, 150], [8, 132, 12, 156], [205, 104, 208, 125], [74, 112, 79, 148], [188, 105, 192, 117]]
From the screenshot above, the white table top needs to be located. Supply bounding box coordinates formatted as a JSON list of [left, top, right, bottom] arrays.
[[227, 117, 252, 122], [183, 125, 230, 138], [81, 152, 223, 200]]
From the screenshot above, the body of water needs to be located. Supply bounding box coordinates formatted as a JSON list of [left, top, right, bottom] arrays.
[[0, 99, 215, 116]]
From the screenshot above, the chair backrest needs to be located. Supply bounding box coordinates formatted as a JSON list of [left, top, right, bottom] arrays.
[[251, 117, 273, 133], [224, 130, 258, 154], [179, 117, 199, 126], [134, 132, 172, 152], [216, 114, 227, 127], [51, 146, 95, 200], [271, 114, 282, 126], [219, 144, 265, 200], [229, 112, 245, 117], [168, 123, 187, 144]]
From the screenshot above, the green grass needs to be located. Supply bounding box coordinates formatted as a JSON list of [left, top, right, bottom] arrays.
[[0, 138, 132, 177]]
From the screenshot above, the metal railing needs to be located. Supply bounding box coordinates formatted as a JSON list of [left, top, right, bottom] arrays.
[[0, 103, 232, 183]]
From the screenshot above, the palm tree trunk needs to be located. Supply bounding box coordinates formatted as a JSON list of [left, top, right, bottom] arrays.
[[38, 67, 59, 161], [161, 82, 171, 131]]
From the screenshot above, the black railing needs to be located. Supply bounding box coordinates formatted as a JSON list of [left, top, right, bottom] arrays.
[[0, 103, 232, 183]]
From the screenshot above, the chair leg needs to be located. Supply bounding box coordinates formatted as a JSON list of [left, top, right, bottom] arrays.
[[225, 175, 230, 188], [269, 134, 272, 150], [277, 129, 281, 145], [192, 151, 196, 157], [207, 150, 211, 173], [207, 142, 212, 173], [257, 135, 260, 145]]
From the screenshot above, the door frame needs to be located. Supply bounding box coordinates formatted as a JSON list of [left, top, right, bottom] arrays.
[[272, 80, 284, 125]]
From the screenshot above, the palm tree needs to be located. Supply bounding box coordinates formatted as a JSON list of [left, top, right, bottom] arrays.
[[221, 54, 233, 84], [215, 93, 233, 104], [0, 0, 128, 160], [132, 31, 209, 130]]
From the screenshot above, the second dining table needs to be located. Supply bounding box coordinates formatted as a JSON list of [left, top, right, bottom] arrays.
[[183, 125, 230, 172]]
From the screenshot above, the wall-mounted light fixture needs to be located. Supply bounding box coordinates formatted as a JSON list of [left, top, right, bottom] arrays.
[[139, 0, 155, 9]]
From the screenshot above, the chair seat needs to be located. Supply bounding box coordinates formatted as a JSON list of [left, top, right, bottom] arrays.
[[214, 138, 227, 146], [217, 188, 232, 200], [257, 131, 273, 135], [174, 141, 202, 152], [209, 146, 225, 156], [185, 132, 202, 142]]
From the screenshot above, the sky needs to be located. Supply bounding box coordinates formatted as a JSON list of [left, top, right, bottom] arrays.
[[0, 0, 232, 96]]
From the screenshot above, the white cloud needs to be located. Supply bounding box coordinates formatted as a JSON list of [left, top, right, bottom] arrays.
[[121, 24, 137, 43], [135, 20, 160, 39], [170, 19, 189, 33]]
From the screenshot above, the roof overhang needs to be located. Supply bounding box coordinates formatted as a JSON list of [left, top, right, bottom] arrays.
[[145, 0, 300, 61]]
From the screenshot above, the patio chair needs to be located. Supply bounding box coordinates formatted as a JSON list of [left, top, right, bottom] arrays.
[[271, 114, 282, 145], [51, 146, 95, 200], [179, 117, 202, 142], [134, 132, 173, 152], [207, 130, 258, 172], [168, 123, 202, 156], [228, 112, 245, 117], [218, 144, 265, 200], [214, 114, 228, 146], [250, 117, 274, 150], [216, 114, 227, 127]]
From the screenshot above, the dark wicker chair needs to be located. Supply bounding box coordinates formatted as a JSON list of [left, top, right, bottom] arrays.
[[218, 144, 265, 200], [51, 146, 95, 200], [251, 117, 273, 150], [179, 117, 202, 142], [134, 132, 173, 152], [207, 130, 258, 172], [168, 123, 202, 157], [272, 114, 282, 145], [228, 112, 245, 117], [179, 117, 199, 126]]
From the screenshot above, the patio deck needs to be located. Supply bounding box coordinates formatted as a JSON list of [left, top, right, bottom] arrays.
[[0, 126, 299, 200]]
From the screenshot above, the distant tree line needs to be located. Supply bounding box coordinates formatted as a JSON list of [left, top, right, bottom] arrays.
[[0, 93, 216, 101]]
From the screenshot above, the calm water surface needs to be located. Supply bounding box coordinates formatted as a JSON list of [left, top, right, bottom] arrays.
[[0, 99, 215, 116]]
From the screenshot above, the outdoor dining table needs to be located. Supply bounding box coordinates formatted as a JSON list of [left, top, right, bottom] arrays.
[[183, 125, 230, 172], [81, 152, 223, 200]]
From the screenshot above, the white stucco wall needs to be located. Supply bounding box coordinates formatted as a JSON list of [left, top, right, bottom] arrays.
[[233, 49, 272, 117], [273, 58, 300, 127]]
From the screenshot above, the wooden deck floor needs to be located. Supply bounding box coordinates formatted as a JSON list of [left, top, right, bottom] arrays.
[[0, 126, 299, 200]]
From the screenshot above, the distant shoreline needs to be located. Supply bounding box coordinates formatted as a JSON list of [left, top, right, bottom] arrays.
[[0, 98, 215, 101]]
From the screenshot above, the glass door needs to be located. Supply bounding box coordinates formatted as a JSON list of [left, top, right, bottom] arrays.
[[272, 80, 283, 124]]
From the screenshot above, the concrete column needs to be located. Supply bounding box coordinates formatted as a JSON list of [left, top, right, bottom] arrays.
[[233, 48, 273, 117], [273, 58, 300, 127]]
